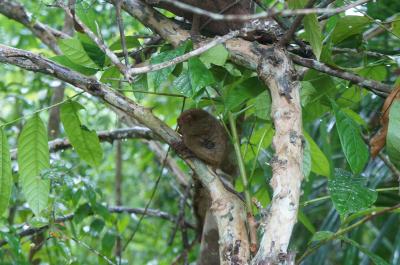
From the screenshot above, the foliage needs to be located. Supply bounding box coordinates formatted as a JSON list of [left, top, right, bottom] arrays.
[[0, 0, 399, 264]]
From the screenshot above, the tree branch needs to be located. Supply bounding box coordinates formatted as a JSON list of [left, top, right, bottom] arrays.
[[10, 126, 157, 159], [290, 53, 392, 96]]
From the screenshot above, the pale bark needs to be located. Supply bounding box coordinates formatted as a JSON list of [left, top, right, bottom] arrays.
[[252, 46, 304, 265]]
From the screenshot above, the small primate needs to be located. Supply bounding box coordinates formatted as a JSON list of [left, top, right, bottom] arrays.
[[177, 108, 236, 176]]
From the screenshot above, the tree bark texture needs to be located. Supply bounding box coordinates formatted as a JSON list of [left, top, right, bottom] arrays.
[[253, 45, 304, 265]]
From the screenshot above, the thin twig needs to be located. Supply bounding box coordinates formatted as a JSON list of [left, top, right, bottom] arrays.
[[115, 0, 129, 67], [127, 29, 240, 76], [290, 53, 391, 97]]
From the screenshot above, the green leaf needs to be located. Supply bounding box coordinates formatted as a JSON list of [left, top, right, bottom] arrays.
[[75, 2, 98, 33], [303, 14, 322, 60], [78, 33, 106, 68], [254, 91, 271, 120], [393, 19, 400, 37], [300, 81, 317, 107], [224, 77, 264, 111], [339, 236, 390, 265], [148, 43, 187, 89], [173, 71, 192, 97], [304, 132, 330, 178], [200, 44, 229, 67], [18, 115, 50, 216], [110, 36, 140, 51], [331, 16, 370, 44], [0, 128, 12, 216], [60, 101, 103, 168], [332, 102, 369, 174], [188, 57, 215, 92], [59, 38, 98, 69], [132, 74, 149, 101], [51, 55, 98, 76], [342, 108, 367, 127], [328, 169, 377, 216], [387, 101, 400, 167], [100, 66, 121, 86]]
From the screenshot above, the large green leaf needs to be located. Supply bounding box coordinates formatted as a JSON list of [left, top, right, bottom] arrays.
[[51, 55, 98, 76], [304, 132, 330, 177], [387, 101, 400, 167], [75, 2, 98, 33], [328, 169, 377, 216], [253, 91, 271, 120], [18, 115, 50, 216], [148, 43, 187, 89], [331, 16, 370, 44], [59, 38, 98, 69], [60, 101, 103, 168], [224, 77, 264, 111], [188, 57, 215, 91], [0, 128, 12, 216], [303, 14, 322, 60], [332, 102, 369, 174], [78, 33, 106, 68], [173, 71, 192, 97], [200, 44, 229, 67]]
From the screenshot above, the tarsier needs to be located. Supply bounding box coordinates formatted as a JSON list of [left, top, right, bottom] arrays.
[[177, 108, 237, 176], [176, 109, 238, 236]]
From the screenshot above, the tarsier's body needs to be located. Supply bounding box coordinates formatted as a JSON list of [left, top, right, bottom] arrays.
[[177, 108, 236, 176]]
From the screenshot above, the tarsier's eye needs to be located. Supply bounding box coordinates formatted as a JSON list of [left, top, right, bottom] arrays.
[[201, 138, 215, 149]]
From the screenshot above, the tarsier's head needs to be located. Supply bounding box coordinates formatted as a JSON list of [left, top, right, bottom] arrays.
[[177, 109, 211, 128]]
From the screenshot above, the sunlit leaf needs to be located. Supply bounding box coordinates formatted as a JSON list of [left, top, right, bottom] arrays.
[[51, 55, 98, 76], [18, 115, 50, 216], [200, 44, 229, 67], [59, 38, 98, 69], [60, 101, 103, 168], [0, 128, 12, 216]]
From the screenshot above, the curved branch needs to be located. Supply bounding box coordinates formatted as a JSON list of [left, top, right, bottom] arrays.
[[9, 126, 157, 159]]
